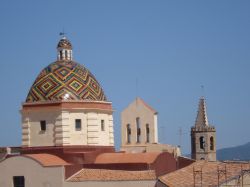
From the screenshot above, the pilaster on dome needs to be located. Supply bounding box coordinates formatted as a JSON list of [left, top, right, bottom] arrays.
[[57, 36, 73, 61]]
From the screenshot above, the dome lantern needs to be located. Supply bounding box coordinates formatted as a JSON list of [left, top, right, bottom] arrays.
[[57, 36, 73, 61]]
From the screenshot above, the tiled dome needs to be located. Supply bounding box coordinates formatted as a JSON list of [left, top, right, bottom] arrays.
[[26, 60, 107, 102]]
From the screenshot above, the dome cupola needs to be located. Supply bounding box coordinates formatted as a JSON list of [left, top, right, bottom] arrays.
[[26, 37, 107, 103], [57, 36, 73, 61]]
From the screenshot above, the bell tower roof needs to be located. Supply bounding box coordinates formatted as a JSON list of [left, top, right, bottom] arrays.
[[195, 97, 209, 127]]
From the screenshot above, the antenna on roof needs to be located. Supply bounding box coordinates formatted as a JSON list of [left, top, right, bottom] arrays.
[[177, 127, 187, 149], [201, 85, 205, 98], [136, 77, 139, 99], [178, 127, 183, 148], [135, 77, 139, 108]]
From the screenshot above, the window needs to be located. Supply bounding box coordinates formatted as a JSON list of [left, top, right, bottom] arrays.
[[13, 176, 25, 187], [65, 50, 68, 59], [59, 51, 63, 59], [136, 117, 141, 143], [69, 51, 72, 59], [127, 124, 131, 143], [101, 120, 105, 131], [146, 124, 150, 143], [210, 136, 214, 150], [199, 136, 205, 149], [40, 120, 46, 131], [75, 119, 81, 131]]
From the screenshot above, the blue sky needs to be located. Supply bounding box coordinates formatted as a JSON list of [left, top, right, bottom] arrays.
[[0, 1, 249, 154]]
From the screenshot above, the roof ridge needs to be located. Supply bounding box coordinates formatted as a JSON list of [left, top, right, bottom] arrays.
[[22, 153, 70, 167], [67, 168, 157, 182], [136, 97, 157, 114], [66, 167, 84, 181]]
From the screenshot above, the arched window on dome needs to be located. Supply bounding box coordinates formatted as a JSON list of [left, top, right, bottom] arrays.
[[210, 136, 214, 150], [70, 50, 72, 59], [65, 50, 68, 59], [126, 124, 131, 144], [146, 124, 150, 143], [136, 117, 141, 143], [200, 136, 205, 149], [59, 51, 63, 60]]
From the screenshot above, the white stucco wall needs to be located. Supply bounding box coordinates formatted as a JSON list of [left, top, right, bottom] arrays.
[[22, 109, 60, 146], [21, 107, 114, 147], [0, 156, 64, 187]]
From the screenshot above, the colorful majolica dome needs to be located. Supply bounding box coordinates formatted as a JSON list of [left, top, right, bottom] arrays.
[[26, 37, 107, 102], [26, 61, 107, 102]]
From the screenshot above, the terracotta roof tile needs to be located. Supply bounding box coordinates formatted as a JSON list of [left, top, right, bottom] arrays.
[[23, 154, 70, 167], [95, 152, 161, 164], [67, 168, 156, 181], [159, 161, 250, 187]]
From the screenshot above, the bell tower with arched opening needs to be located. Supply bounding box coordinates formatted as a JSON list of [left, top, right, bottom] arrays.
[[191, 97, 216, 161]]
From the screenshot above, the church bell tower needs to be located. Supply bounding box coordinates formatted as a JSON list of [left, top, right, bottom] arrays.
[[191, 97, 216, 161]]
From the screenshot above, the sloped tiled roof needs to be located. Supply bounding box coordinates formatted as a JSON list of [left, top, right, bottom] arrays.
[[159, 161, 250, 187], [95, 152, 161, 164], [67, 168, 156, 181], [23, 154, 70, 167]]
